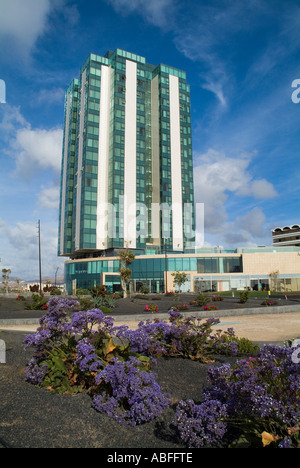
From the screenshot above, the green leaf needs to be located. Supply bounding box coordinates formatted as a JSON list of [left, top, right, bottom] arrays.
[[138, 355, 150, 362], [52, 356, 67, 372]]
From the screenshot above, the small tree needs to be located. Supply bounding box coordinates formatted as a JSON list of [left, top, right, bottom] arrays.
[[119, 249, 135, 298], [15, 278, 22, 293], [2, 268, 11, 294], [171, 271, 188, 294], [269, 270, 279, 292]]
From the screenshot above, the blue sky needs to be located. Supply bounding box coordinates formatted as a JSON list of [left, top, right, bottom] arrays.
[[0, 0, 299, 280]]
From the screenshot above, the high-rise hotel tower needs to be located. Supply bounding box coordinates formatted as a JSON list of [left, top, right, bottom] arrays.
[[58, 49, 195, 260]]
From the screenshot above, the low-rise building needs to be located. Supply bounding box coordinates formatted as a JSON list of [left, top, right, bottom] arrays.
[[272, 225, 300, 247], [64, 246, 300, 294]]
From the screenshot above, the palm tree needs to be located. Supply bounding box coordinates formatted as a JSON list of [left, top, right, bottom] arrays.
[[2, 268, 11, 294], [119, 249, 135, 298]]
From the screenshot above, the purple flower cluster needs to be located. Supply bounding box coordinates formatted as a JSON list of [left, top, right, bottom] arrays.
[[39, 297, 79, 332], [24, 299, 112, 384], [174, 344, 300, 448], [114, 312, 222, 360], [27, 297, 298, 440], [92, 357, 170, 426], [114, 312, 236, 361], [208, 327, 240, 356], [174, 399, 228, 448], [24, 297, 170, 426], [25, 358, 48, 385], [70, 308, 114, 336], [204, 345, 300, 427], [75, 338, 103, 373], [24, 297, 80, 352], [114, 319, 171, 356], [24, 328, 53, 351]]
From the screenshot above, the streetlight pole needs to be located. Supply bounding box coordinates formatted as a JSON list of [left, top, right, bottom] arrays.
[[164, 240, 168, 293], [55, 267, 60, 286], [38, 220, 42, 294]]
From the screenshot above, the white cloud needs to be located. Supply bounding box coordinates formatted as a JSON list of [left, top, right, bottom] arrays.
[[38, 185, 60, 210], [0, 104, 63, 279], [0, 0, 52, 59], [35, 87, 65, 106], [106, 0, 177, 29], [174, 1, 300, 110], [0, 0, 79, 62], [11, 127, 63, 178], [193, 149, 277, 244], [0, 104, 28, 136], [201, 80, 227, 108], [232, 207, 267, 240], [0, 105, 63, 179], [251, 179, 278, 199], [0, 218, 64, 280]]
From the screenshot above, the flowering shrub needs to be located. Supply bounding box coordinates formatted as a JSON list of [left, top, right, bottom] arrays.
[[174, 399, 228, 448], [203, 305, 219, 311], [152, 295, 161, 300], [174, 344, 300, 448], [172, 303, 189, 311], [261, 300, 278, 306], [194, 294, 210, 307], [210, 327, 259, 356], [92, 357, 170, 426], [24, 297, 169, 425], [23, 293, 48, 310], [16, 294, 25, 301], [24, 297, 271, 434], [144, 304, 158, 312], [114, 310, 247, 361]]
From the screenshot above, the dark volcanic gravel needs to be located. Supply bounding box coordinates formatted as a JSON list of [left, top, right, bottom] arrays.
[[1, 294, 297, 450], [1, 293, 300, 321], [0, 329, 238, 449]]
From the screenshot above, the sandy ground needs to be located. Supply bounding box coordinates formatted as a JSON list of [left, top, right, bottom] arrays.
[[1, 312, 300, 343]]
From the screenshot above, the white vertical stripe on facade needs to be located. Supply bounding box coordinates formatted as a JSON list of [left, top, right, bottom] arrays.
[[169, 74, 183, 250], [75, 68, 87, 251], [151, 74, 161, 244], [59, 92, 71, 255], [124, 59, 137, 248], [96, 65, 111, 249]]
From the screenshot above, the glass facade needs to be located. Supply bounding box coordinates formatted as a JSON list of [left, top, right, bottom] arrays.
[[64, 254, 243, 294], [197, 257, 243, 274], [65, 259, 120, 291], [58, 49, 195, 259], [58, 79, 79, 255]]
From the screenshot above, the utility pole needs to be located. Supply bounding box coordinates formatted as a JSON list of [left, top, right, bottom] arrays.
[[164, 240, 168, 293], [37, 220, 42, 294], [55, 267, 59, 286]]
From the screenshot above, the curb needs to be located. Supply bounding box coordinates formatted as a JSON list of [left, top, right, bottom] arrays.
[[112, 304, 300, 322], [0, 318, 41, 326]]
